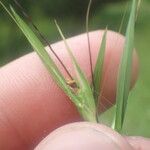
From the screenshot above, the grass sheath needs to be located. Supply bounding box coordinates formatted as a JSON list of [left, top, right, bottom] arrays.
[[0, 0, 139, 133]]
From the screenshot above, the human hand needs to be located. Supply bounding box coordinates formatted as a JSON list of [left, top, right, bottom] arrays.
[[0, 30, 148, 150]]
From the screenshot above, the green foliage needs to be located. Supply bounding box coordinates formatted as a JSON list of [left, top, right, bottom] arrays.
[[0, 0, 113, 124], [55, 20, 97, 122], [0, 0, 139, 132], [1, 0, 150, 135], [115, 0, 137, 132], [93, 29, 107, 105], [0, 1, 98, 122]]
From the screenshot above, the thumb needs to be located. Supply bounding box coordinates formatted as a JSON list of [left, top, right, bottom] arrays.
[[35, 122, 133, 150]]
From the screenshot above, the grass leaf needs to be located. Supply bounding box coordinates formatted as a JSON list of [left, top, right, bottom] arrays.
[[0, 2, 85, 109], [86, 0, 94, 87], [0, 1, 97, 122], [55, 20, 97, 122], [93, 29, 107, 105], [118, 3, 128, 34], [115, 0, 138, 132]]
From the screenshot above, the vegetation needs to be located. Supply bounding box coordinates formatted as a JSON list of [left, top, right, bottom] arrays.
[[0, 0, 150, 137]]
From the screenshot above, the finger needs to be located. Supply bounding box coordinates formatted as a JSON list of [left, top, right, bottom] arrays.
[[0, 30, 138, 149], [35, 122, 133, 150], [126, 136, 150, 150]]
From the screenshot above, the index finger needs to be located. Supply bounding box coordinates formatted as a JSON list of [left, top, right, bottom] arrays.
[[0, 30, 138, 149]]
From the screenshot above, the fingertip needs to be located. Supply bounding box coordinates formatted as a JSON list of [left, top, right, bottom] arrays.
[[35, 122, 133, 150]]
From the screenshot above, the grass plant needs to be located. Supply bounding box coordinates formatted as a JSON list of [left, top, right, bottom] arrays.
[[0, 0, 139, 133]]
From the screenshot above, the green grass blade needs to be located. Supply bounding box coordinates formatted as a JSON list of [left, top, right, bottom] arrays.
[[10, 8, 73, 97], [86, 0, 94, 87], [118, 3, 128, 34], [0, 2, 84, 108], [0, 1, 97, 122], [55, 21, 97, 122], [0, 1, 16, 22], [93, 29, 107, 105], [136, 0, 142, 20], [115, 0, 138, 132]]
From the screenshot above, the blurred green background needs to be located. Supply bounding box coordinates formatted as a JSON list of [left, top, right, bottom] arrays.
[[0, 0, 150, 137]]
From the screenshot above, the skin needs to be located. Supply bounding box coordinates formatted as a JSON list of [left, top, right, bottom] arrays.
[[0, 30, 149, 150]]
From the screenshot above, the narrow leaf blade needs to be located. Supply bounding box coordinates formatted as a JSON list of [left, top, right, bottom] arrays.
[[115, 0, 138, 132], [93, 29, 107, 105], [55, 21, 97, 122], [0, 2, 82, 107], [86, 0, 94, 87]]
